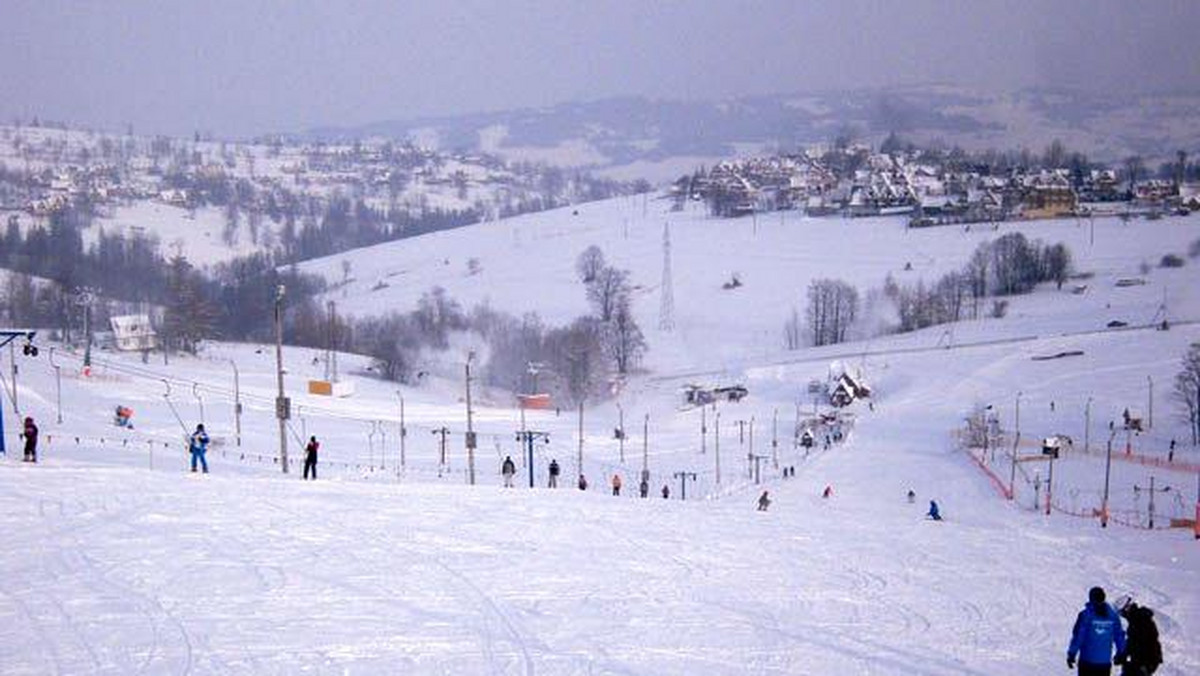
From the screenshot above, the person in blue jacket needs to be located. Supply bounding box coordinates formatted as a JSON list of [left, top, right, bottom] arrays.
[[1068, 586, 1127, 674], [926, 499, 942, 521], [189, 424, 210, 473]]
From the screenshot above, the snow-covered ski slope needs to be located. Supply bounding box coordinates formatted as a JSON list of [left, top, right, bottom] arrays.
[[2, 196, 1199, 674]]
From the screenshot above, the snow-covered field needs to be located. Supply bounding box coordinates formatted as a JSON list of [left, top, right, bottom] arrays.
[[2, 195, 1199, 674]]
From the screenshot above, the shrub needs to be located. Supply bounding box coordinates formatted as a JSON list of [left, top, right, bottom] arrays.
[[1160, 254, 1185, 268]]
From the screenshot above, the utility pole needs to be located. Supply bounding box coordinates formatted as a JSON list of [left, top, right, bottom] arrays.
[[1101, 426, 1117, 527], [515, 430, 548, 488], [616, 402, 625, 463], [273, 284, 289, 474], [49, 347, 62, 423], [715, 412, 722, 485], [674, 471, 697, 500], [1147, 375, 1153, 429], [771, 408, 779, 469], [793, 402, 801, 449], [397, 392, 407, 471], [750, 454, 767, 484], [641, 413, 650, 475], [736, 419, 748, 477], [8, 342, 18, 412], [1084, 397, 1092, 454], [229, 359, 241, 447], [192, 383, 205, 427], [82, 290, 93, 371], [465, 354, 477, 485], [432, 426, 450, 473], [1015, 391, 1022, 446], [1045, 447, 1058, 515], [1134, 476, 1171, 529], [577, 400, 585, 481], [1009, 436, 1018, 502]]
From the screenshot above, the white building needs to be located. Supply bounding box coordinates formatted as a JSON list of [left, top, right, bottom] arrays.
[[109, 314, 157, 352]]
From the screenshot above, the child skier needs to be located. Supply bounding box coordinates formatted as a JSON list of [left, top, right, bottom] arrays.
[[189, 424, 209, 473]]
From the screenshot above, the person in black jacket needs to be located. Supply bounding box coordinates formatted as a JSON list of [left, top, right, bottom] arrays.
[[1119, 600, 1163, 675], [22, 417, 38, 463], [548, 459, 560, 488], [303, 436, 319, 480], [501, 456, 517, 487]]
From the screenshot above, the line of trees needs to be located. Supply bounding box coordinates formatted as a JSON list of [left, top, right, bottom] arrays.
[[889, 233, 1072, 333], [783, 233, 1074, 348], [804, 278, 859, 347]]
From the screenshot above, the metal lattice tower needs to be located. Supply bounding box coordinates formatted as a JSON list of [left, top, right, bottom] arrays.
[[659, 223, 675, 331]]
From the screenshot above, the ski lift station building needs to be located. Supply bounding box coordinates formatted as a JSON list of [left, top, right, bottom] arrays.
[[109, 314, 158, 352]]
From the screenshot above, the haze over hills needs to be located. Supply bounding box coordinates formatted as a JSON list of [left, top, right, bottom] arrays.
[[306, 86, 1200, 182]]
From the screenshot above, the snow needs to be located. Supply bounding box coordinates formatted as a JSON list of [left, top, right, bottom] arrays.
[[2, 195, 1199, 673], [94, 202, 251, 266]]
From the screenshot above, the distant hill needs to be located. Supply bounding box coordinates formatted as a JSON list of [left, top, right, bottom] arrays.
[[306, 86, 1200, 182]]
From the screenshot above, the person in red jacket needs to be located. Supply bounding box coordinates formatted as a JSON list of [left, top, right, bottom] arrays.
[[611, 473, 622, 496]]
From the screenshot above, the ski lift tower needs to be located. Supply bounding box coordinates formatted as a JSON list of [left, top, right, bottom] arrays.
[[0, 330, 38, 456]]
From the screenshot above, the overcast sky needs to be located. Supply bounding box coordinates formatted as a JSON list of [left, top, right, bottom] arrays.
[[2, 0, 1197, 138]]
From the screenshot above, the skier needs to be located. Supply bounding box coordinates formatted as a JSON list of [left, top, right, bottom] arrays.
[[114, 405, 134, 429], [639, 478, 649, 498], [21, 416, 38, 463], [1068, 586, 1127, 674], [1118, 599, 1163, 676], [661, 484, 670, 499], [757, 490, 771, 511], [926, 499, 942, 521], [577, 474, 588, 491], [822, 485, 833, 499], [189, 424, 209, 473], [501, 455, 516, 488], [303, 436, 319, 480], [548, 458, 560, 488], [611, 473, 622, 496], [907, 489, 916, 504]]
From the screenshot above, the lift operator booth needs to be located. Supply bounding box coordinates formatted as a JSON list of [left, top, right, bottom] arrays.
[[0, 331, 38, 456]]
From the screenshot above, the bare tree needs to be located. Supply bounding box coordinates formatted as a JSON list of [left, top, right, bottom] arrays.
[[1174, 342, 1200, 445], [587, 266, 629, 322], [576, 245, 606, 284], [806, 278, 859, 346], [548, 317, 605, 406], [605, 298, 646, 375]]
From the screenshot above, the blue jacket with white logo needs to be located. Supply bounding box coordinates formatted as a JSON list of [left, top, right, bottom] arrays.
[[1068, 602, 1126, 665]]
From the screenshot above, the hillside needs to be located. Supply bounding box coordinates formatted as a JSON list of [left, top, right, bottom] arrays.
[[0, 123, 637, 267], [2, 196, 1199, 674]]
